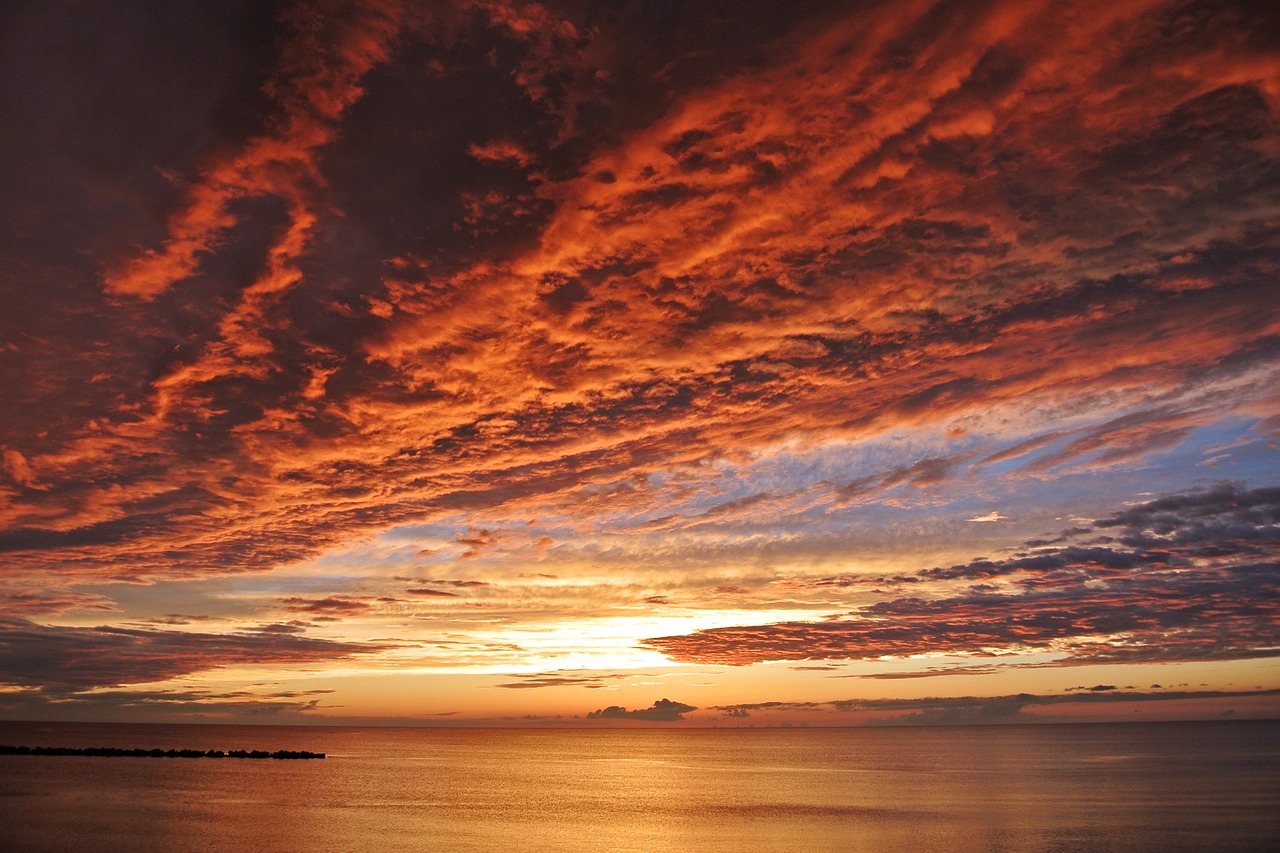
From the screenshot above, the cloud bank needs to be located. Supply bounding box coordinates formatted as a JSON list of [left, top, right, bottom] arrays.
[[645, 485, 1280, 666]]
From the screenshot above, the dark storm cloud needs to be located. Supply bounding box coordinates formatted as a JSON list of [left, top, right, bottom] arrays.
[[645, 485, 1280, 666], [0, 616, 391, 692]]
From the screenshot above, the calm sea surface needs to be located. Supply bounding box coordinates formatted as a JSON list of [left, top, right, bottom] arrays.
[[1, 719, 1277, 852]]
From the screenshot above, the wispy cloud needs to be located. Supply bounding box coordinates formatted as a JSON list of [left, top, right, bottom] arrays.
[[494, 671, 634, 690]]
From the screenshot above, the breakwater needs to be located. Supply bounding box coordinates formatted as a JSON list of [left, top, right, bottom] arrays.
[[0, 745, 324, 759]]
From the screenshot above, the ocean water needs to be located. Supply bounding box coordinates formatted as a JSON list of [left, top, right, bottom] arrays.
[[1, 719, 1277, 852]]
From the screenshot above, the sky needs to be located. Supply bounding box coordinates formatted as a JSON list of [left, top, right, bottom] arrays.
[[1, 0, 1278, 728]]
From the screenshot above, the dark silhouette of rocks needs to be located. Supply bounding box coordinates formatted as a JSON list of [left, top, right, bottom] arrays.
[[0, 745, 324, 759]]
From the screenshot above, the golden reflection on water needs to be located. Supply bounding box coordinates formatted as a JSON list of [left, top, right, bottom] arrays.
[[1, 721, 1277, 852]]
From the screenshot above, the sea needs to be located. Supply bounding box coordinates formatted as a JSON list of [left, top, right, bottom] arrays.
[[1, 719, 1277, 852]]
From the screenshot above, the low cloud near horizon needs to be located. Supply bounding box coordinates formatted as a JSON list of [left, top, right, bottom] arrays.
[[588, 699, 698, 722]]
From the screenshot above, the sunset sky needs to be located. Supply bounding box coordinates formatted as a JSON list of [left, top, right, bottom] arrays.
[[1, 0, 1278, 727]]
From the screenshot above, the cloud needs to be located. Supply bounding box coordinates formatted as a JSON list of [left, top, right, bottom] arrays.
[[0, 685, 340, 723], [852, 664, 1007, 680], [278, 596, 375, 616], [494, 671, 633, 690], [712, 687, 1280, 725], [645, 485, 1280, 666], [0, 0, 1274, 597], [101, 0, 414, 300], [141, 614, 215, 626], [1093, 482, 1280, 540], [1, 449, 40, 489], [865, 696, 1032, 727], [0, 589, 119, 617], [396, 578, 491, 588], [0, 616, 391, 693], [831, 453, 975, 507], [967, 511, 1006, 523], [587, 698, 697, 721]]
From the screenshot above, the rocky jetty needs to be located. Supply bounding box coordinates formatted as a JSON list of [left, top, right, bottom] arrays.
[[0, 745, 324, 759]]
